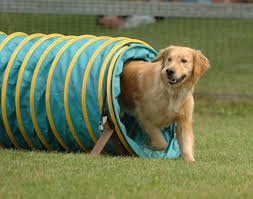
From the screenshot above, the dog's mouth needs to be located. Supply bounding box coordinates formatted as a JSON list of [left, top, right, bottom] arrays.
[[167, 75, 187, 85]]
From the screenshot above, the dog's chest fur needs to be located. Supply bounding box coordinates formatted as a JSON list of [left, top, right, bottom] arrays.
[[135, 76, 192, 128], [166, 85, 192, 112]]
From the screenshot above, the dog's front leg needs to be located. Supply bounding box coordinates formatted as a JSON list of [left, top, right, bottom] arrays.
[[176, 119, 195, 161], [176, 98, 195, 161]]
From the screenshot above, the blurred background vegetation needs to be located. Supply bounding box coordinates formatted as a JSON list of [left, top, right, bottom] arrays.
[[1, 3, 252, 96]]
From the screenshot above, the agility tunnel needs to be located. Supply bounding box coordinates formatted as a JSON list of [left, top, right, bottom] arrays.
[[0, 31, 180, 158]]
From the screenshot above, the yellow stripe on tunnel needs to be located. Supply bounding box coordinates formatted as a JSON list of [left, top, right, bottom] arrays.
[[97, 38, 151, 155], [15, 34, 63, 150], [30, 35, 72, 151], [1, 33, 43, 149], [80, 37, 130, 152], [46, 35, 95, 152], [97, 39, 132, 132], [65, 36, 113, 152], [0, 31, 7, 36], [105, 45, 137, 156]]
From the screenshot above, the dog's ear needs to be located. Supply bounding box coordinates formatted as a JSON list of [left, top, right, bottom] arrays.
[[151, 46, 174, 63], [193, 50, 209, 82], [151, 48, 166, 63]]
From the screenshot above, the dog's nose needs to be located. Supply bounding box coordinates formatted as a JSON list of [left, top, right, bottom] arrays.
[[166, 68, 175, 77]]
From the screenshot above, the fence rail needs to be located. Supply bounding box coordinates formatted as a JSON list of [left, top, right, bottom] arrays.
[[1, 0, 253, 19]]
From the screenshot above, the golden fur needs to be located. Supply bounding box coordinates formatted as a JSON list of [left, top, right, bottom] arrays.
[[119, 46, 209, 161]]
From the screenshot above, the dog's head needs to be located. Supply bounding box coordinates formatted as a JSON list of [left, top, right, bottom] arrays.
[[152, 46, 209, 87]]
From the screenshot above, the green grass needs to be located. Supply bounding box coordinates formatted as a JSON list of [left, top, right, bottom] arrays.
[[1, 101, 253, 199], [1, 13, 253, 94]]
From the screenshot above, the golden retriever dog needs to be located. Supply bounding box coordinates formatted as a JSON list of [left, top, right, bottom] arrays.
[[119, 46, 209, 161]]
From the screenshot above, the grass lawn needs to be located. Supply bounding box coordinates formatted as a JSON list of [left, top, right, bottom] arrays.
[[1, 101, 252, 199]]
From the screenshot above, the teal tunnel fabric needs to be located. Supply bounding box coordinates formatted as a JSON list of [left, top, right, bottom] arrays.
[[0, 32, 180, 158]]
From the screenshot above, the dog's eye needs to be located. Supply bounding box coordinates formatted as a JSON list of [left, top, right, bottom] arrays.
[[168, 58, 172, 62], [181, 59, 187, 63]]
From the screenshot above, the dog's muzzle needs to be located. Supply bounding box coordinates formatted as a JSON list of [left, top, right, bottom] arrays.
[[166, 68, 186, 85]]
